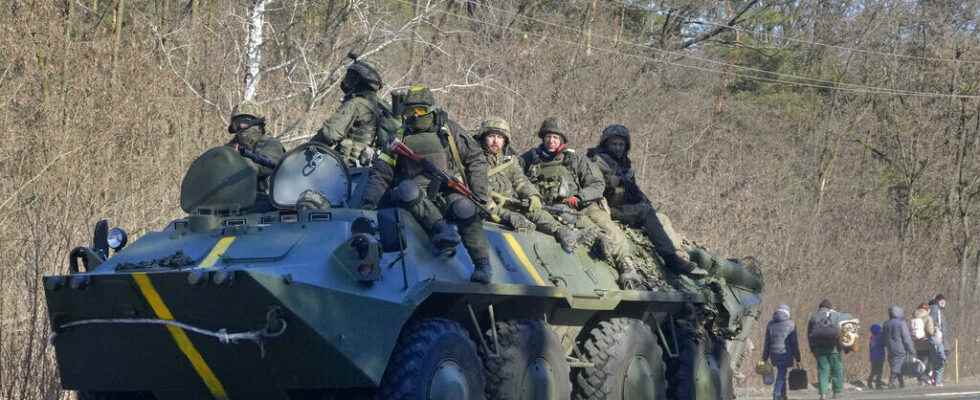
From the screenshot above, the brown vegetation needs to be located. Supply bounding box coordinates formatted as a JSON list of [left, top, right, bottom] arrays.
[[2, 0, 979, 397]]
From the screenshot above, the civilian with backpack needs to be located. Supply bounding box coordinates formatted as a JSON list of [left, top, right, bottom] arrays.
[[910, 303, 936, 384], [883, 305, 916, 389], [763, 304, 802, 400], [867, 324, 886, 390], [928, 294, 949, 386], [807, 299, 844, 400]]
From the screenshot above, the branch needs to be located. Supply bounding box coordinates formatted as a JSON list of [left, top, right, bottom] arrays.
[[681, 0, 761, 49]]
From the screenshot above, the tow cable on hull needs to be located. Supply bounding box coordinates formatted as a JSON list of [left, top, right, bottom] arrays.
[[50, 308, 287, 358]]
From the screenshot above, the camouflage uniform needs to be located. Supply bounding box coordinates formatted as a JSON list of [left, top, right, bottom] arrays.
[[587, 124, 704, 275], [311, 56, 392, 167], [225, 102, 285, 210], [475, 117, 585, 253], [521, 118, 641, 287], [361, 85, 494, 283]]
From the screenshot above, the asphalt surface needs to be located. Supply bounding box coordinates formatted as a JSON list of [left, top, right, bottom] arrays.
[[736, 385, 980, 399]]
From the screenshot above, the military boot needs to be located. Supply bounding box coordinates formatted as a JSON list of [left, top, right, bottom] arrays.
[[555, 227, 581, 253], [664, 251, 708, 276], [431, 221, 461, 257], [617, 258, 644, 289], [470, 258, 492, 284]]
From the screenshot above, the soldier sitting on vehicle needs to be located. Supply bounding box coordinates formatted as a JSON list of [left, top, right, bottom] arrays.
[[310, 52, 398, 167], [520, 117, 642, 288], [226, 101, 286, 212], [587, 124, 706, 276], [360, 84, 495, 284], [475, 117, 593, 253]]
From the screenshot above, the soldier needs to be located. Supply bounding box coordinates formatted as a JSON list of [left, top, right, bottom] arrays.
[[226, 101, 286, 211], [520, 117, 641, 287], [360, 85, 494, 284], [476, 117, 589, 253], [587, 124, 705, 275], [310, 53, 396, 167]]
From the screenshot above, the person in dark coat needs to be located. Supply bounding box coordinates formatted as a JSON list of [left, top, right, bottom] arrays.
[[807, 299, 844, 399], [882, 305, 916, 389], [867, 324, 886, 390], [928, 294, 949, 386], [763, 304, 801, 400]]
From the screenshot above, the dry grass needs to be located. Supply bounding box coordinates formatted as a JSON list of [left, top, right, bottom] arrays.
[[2, 1, 979, 398]]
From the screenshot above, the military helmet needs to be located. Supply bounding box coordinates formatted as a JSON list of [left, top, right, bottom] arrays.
[[478, 117, 511, 142], [232, 101, 263, 119], [346, 59, 383, 91], [600, 124, 630, 151], [537, 117, 567, 142], [403, 84, 435, 107]]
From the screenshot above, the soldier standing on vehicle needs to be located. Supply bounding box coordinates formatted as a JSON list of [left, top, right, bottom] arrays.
[[360, 84, 494, 283], [587, 124, 706, 275], [476, 117, 592, 253], [227, 101, 286, 211], [520, 117, 642, 288], [310, 52, 397, 167]]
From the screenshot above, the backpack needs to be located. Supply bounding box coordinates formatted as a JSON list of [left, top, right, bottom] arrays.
[[809, 311, 839, 348], [909, 318, 926, 340]]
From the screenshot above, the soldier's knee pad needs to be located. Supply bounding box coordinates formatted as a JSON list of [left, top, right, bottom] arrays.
[[447, 197, 478, 223], [392, 181, 422, 206]]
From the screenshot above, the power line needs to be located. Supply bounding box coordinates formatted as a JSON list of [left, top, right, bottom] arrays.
[[446, 0, 980, 99], [683, 18, 980, 65]]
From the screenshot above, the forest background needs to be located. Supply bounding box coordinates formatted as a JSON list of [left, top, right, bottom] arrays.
[[2, 0, 980, 398]]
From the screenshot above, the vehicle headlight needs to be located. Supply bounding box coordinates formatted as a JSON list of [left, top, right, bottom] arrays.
[[107, 227, 128, 251]]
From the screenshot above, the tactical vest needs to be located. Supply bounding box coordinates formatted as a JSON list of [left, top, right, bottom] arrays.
[[401, 131, 452, 191], [528, 156, 578, 203], [486, 154, 518, 197]]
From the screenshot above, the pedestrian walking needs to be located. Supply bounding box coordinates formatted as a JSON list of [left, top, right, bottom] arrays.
[[807, 299, 844, 399], [763, 304, 801, 400], [867, 324, 885, 390], [883, 305, 916, 389]]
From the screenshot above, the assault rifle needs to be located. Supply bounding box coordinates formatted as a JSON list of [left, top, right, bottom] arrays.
[[388, 138, 493, 216], [239, 146, 279, 169], [493, 193, 581, 225], [492, 194, 581, 216]]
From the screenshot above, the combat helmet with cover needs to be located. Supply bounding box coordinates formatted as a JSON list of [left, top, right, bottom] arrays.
[[477, 117, 511, 144], [344, 52, 383, 92], [228, 101, 266, 134], [600, 124, 630, 152], [538, 117, 567, 143]]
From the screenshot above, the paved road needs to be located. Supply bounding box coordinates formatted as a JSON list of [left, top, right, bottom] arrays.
[[737, 385, 980, 399]]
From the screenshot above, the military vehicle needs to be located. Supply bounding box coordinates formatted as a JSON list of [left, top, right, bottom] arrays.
[[44, 143, 763, 400]]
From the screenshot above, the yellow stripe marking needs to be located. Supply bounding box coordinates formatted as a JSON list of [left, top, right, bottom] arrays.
[[502, 233, 547, 286], [132, 273, 229, 399], [200, 236, 236, 268]]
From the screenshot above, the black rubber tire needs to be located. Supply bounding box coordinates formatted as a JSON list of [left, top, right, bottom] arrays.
[[667, 335, 732, 400], [484, 320, 572, 400], [574, 318, 666, 400], [377, 318, 486, 400]]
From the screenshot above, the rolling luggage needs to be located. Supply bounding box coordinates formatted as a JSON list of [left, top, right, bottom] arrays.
[[788, 368, 808, 390]]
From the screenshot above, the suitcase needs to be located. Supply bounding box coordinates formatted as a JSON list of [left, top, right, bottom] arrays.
[[788, 368, 808, 390]]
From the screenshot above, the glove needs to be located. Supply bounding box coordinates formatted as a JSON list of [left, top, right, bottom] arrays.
[[508, 213, 536, 232], [563, 196, 580, 209], [528, 195, 543, 212], [490, 192, 508, 207]]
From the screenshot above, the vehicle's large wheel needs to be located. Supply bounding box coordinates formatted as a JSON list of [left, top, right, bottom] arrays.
[[667, 334, 731, 400], [378, 318, 486, 400], [484, 320, 572, 400], [574, 318, 666, 400]]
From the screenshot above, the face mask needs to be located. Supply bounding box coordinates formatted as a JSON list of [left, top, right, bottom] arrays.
[[235, 126, 264, 149], [340, 73, 357, 94]]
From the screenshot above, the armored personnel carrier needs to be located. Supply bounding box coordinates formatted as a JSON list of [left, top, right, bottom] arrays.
[[44, 143, 763, 400]]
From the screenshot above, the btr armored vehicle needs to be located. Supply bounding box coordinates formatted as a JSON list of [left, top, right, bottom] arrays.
[[45, 143, 763, 400]]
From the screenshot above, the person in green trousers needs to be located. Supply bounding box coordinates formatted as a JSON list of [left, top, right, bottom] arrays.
[[807, 299, 844, 399]]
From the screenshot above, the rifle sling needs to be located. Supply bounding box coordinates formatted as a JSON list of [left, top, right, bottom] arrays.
[[487, 158, 516, 178]]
